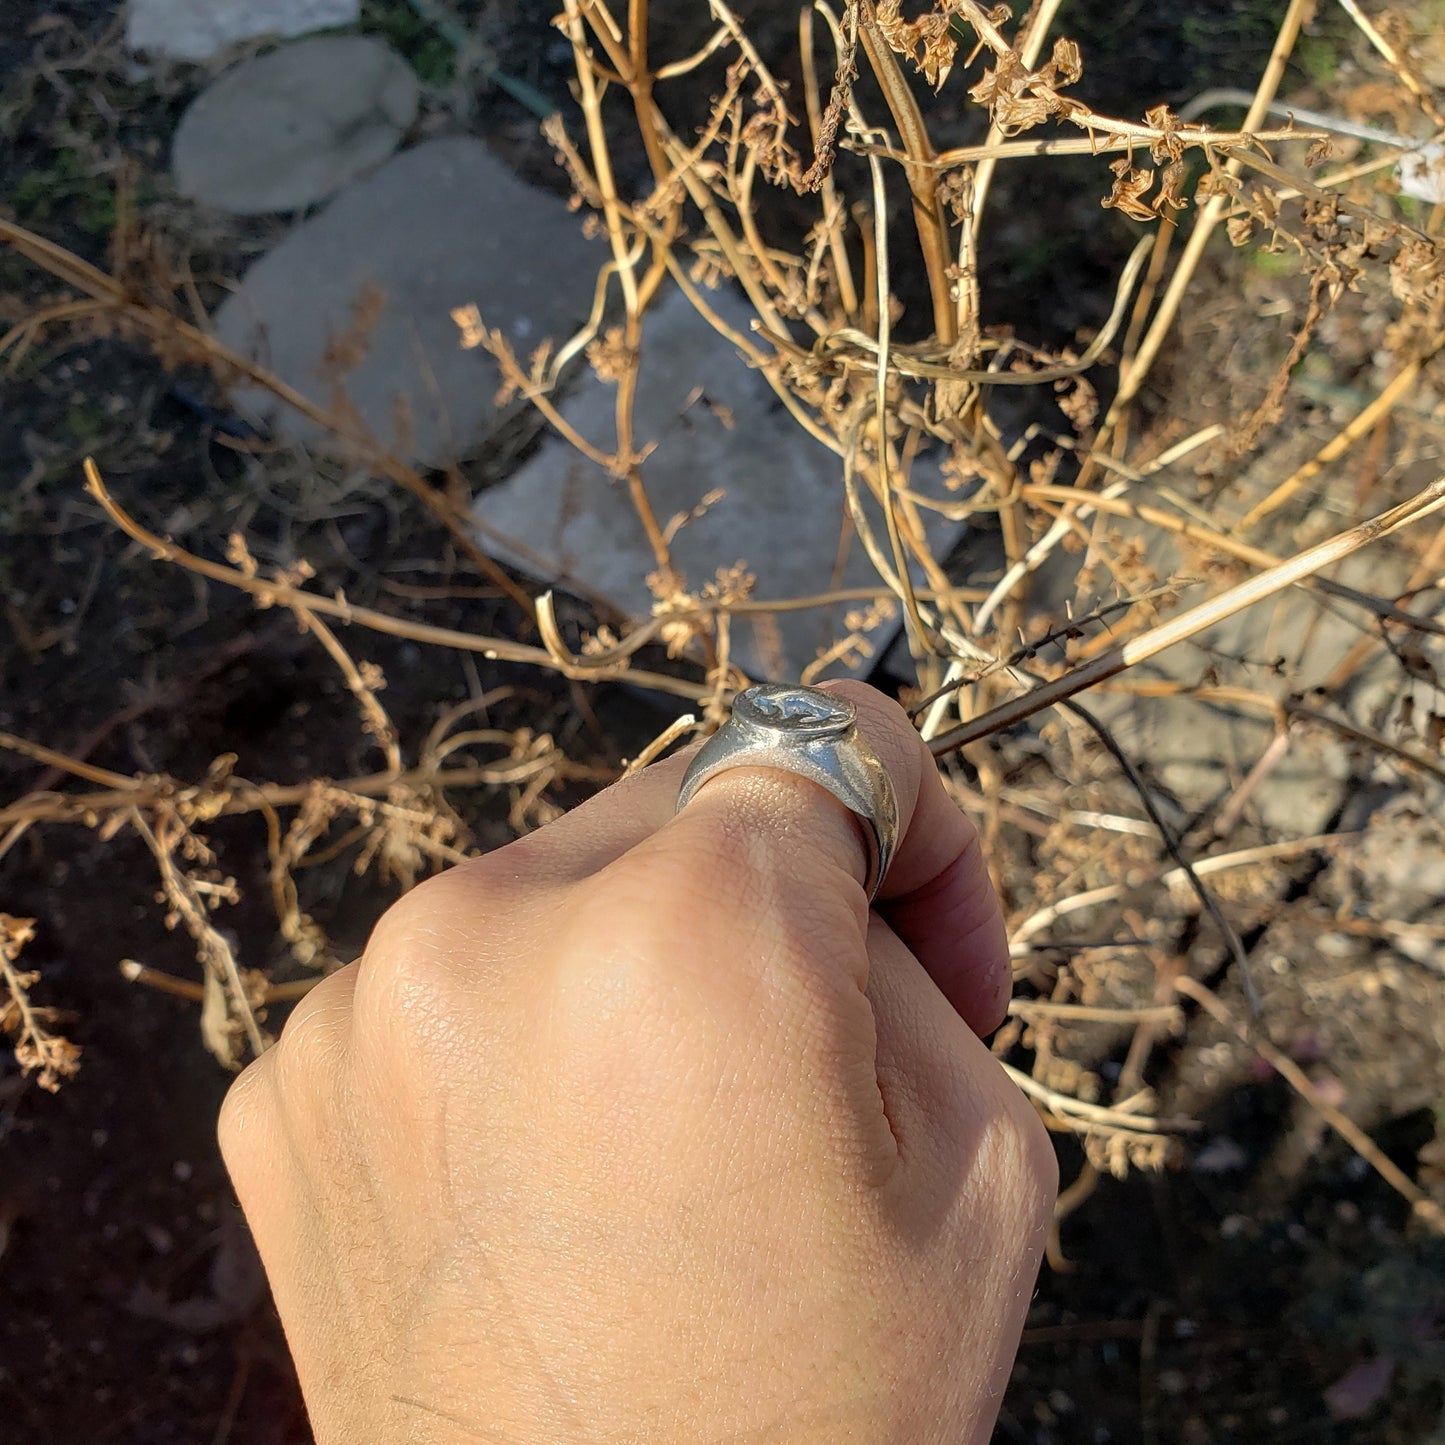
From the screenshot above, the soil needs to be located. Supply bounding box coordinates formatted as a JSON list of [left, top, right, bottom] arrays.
[[2, 4, 1443, 1444]]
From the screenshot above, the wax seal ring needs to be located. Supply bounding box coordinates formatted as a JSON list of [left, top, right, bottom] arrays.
[[676, 684, 899, 901]]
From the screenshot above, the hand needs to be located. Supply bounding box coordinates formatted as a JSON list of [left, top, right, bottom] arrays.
[[219, 682, 1056, 1444]]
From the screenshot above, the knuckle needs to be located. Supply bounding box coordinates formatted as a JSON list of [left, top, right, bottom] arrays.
[[351, 849, 554, 1069], [216, 1052, 274, 1175], [353, 935, 458, 1054], [545, 863, 737, 1043], [351, 869, 498, 1059], [364, 868, 467, 965], [275, 972, 354, 1079], [620, 801, 843, 934], [228, 970, 357, 1146], [588, 833, 783, 982], [359, 849, 521, 982], [591, 840, 719, 948], [556, 866, 678, 990]]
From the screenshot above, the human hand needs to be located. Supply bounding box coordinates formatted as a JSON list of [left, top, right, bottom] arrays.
[[219, 682, 1056, 1444]]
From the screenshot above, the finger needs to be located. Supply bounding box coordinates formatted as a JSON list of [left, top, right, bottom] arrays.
[[863, 916, 1023, 1173], [589, 682, 1010, 1036], [833, 684, 1010, 1036]]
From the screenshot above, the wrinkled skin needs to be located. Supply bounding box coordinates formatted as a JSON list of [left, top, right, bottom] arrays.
[[220, 683, 1056, 1444]]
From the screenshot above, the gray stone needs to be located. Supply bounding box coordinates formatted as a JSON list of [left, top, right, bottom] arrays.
[[173, 36, 418, 215], [127, 0, 360, 62], [1338, 795, 1445, 919], [472, 286, 966, 683], [213, 137, 600, 467], [1399, 143, 1445, 205]]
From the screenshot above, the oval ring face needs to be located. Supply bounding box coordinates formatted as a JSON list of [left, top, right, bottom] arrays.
[[732, 684, 856, 739]]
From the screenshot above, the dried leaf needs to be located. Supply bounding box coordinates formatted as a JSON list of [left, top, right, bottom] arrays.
[[1226, 213, 1255, 247], [1043, 36, 1083, 88], [1142, 103, 1183, 163], [1155, 159, 1190, 212], [967, 34, 1087, 135], [1100, 158, 1157, 222], [875, 0, 958, 89]]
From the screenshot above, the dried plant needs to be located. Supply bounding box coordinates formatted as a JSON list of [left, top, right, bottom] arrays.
[[0, 914, 79, 1091], [3, 0, 1444, 1240]]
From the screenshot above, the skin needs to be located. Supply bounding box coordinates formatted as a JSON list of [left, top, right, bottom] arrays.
[[219, 682, 1057, 1444]]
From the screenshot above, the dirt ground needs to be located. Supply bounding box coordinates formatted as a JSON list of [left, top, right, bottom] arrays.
[[3, 2, 1444, 1442]]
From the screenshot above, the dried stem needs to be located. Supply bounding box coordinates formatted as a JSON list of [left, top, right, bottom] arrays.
[[1088, 0, 1315, 472], [0, 916, 80, 1091], [82, 461, 708, 703], [855, 0, 956, 343], [0, 220, 536, 617], [931, 475, 1445, 755]]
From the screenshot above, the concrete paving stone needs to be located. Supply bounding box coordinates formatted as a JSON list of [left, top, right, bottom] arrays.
[[127, 0, 360, 62], [213, 136, 600, 467], [472, 285, 967, 683], [173, 36, 418, 215]]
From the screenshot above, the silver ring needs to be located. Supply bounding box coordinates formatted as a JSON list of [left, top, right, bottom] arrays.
[[676, 684, 899, 901]]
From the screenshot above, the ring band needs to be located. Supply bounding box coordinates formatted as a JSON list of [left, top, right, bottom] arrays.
[[676, 684, 899, 901]]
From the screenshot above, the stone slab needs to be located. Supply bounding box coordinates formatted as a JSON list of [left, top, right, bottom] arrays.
[[472, 285, 967, 683], [213, 137, 600, 467], [173, 36, 418, 215], [127, 0, 360, 61]]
